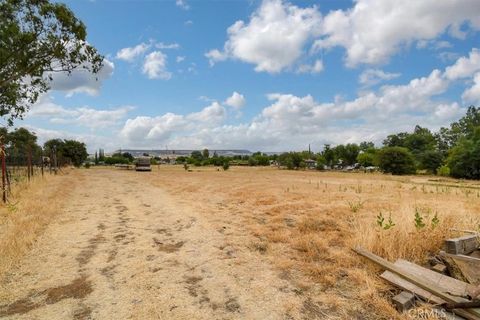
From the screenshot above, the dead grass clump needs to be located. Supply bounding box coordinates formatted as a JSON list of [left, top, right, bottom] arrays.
[[297, 217, 340, 233], [249, 240, 268, 254], [293, 234, 332, 263], [0, 170, 76, 280]]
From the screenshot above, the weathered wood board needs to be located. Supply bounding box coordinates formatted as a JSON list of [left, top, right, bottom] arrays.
[[445, 235, 479, 255], [381, 259, 477, 304]]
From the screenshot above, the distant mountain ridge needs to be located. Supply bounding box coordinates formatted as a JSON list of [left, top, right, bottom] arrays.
[[112, 149, 254, 157]]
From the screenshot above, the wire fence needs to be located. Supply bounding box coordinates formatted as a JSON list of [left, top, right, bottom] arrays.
[[0, 146, 63, 203]]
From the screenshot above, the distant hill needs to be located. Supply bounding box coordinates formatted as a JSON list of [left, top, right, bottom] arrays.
[[113, 149, 253, 157]]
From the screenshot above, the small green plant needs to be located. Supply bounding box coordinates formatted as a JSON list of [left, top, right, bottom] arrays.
[[347, 199, 364, 213], [376, 212, 385, 227], [84, 162, 90, 169], [222, 161, 230, 171], [414, 208, 426, 229], [6, 201, 18, 213], [376, 212, 395, 230], [183, 163, 189, 171], [431, 212, 440, 229]]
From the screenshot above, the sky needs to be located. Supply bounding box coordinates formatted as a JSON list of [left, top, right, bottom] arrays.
[[19, 0, 480, 153]]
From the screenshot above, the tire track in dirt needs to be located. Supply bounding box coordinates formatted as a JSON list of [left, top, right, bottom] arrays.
[[0, 168, 303, 319]]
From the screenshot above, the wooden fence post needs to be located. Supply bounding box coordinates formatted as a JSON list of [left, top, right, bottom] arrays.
[[1, 144, 6, 203]]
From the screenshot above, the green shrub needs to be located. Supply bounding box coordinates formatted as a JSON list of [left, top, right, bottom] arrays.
[[222, 161, 230, 171], [436, 165, 450, 177], [377, 147, 416, 175], [447, 133, 480, 179]]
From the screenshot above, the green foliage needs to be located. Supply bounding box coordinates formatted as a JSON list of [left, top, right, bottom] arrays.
[[376, 212, 395, 230], [431, 212, 440, 229], [437, 106, 480, 152], [104, 155, 128, 165], [278, 152, 303, 169], [347, 199, 364, 213], [183, 163, 189, 171], [376, 212, 385, 227], [176, 156, 187, 163], [414, 208, 426, 230], [84, 162, 90, 169], [222, 161, 230, 171], [190, 150, 203, 161], [202, 148, 209, 159], [447, 129, 480, 179], [356, 150, 377, 167], [436, 165, 450, 177], [61, 140, 88, 167], [377, 147, 416, 175], [418, 150, 444, 173], [315, 155, 326, 170], [0, 0, 103, 125]]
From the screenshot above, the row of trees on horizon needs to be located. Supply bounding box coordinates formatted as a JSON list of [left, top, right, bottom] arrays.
[[1, 1, 479, 179], [0, 127, 88, 168], [98, 106, 480, 180]]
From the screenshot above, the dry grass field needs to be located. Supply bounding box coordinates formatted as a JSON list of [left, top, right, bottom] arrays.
[[0, 166, 479, 319]]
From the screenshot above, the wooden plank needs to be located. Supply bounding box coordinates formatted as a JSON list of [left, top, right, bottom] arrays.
[[471, 251, 480, 260], [432, 263, 447, 274], [381, 259, 477, 303], [445, 235, 479, 255], [354, 247, 480, 320], [441, 251, 480, 263]]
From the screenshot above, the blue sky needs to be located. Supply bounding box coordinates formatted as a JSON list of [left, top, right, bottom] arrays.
[[21, 0, 480, 152]]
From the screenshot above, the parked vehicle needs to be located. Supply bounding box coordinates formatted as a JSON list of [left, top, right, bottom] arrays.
[[135, 157, 151, 171]]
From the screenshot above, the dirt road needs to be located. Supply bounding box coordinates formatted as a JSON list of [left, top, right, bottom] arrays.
[[0, 168, 301, 319]]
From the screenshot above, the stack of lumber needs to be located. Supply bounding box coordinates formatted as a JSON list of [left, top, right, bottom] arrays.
[[354, 232, 480, 320]]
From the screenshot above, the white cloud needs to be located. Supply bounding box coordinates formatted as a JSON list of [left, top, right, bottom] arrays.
[[296, 60, 324, 74], [224, 92, 246, 109], [121, 102, 226, 145], [359, 69, 401, 87], [156, 42, 180, 50], [118, 48, 480, 150], [176, 56, 185, 63], [176, 0, 190, 10], [444, 48, 480, 80], [462, 73, 480, 103], [314, 0, 480, 66], [142, 51, 172, 80], [24, 125, 118, 153], [205, 49, 228, 66], [438, 51, 461, 63], [48, 58, 114, 97], [29, 94, 133, 129], [116, 43, 150, 61], [31, 49, 480, 152], [207, 0, 480, 71], [118, 66, 458, 150], [207, 0, 322, 73]]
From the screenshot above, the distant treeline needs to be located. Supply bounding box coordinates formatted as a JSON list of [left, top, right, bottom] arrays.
[[0, 127, 88, 167], [97, 106, 480, 179]]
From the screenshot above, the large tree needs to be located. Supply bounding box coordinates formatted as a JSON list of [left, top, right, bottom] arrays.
[[0, 0, 103, 125], [447, 128, 480, 179], [377, 147, 416, 175], [61, 139, 87, 167], [436, 106, 480, 154]]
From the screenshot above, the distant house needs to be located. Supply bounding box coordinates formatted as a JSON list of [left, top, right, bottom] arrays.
[[304, 159, 317, 169]]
